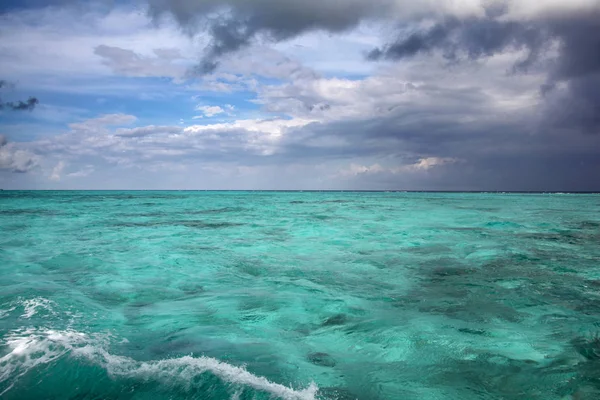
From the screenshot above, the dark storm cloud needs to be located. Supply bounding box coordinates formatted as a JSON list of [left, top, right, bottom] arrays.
[[367, 18, 547, 73], [367, 7, 600, 134], [145, 1, 600, 133], [147, 0, 393, 73], [0, 79, 39, 111], [272, 106, 600, 191], [541, 74, 600, 135], [0, 97, 39, 111], [550, 16, 600, 81]]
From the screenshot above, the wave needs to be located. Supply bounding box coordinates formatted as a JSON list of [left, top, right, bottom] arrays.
[[0, 306, 16, 319], [20, 297, 56, 319], [0, 297, 56, 320], [0, 328, 318, 400]]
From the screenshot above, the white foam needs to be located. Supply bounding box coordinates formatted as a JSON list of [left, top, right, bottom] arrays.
[[20, 297, 56, 319], [0, 328, 318, 400], [0, 328, 88, 396], [0, 306, 16, 319]]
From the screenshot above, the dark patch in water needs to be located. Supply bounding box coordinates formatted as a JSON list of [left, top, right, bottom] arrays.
[[0, 208, 57, 216], [178, 282, 205, 296], [116, 212, 166, 218], [321, 200, 353, 204], [419, 300, 522, 323], [573, 335, 600, 361], [404, 245, 454, 255], [239, 312, 267, 322], [458, 327, 488, 336], [112, 220, 243, 229], [521, 231, 589, 245], [431, 266, 475, 278], [391, 297, 422, 309], [322, 314, 348, 326], [180, 221, 243, 229], [128, 301, 152, 308], [446, 227, 488, 232], [308, 352, 336, 367], [573, 220, 600, 229], [233, 260, 265, 277], [192, 207, 246, 214], [290, 200, 306, 204], [483, 221, 524, 229], [454, 205, 501, 212]]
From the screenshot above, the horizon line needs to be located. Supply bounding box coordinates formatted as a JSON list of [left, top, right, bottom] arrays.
[[2, 190, 599, 194]]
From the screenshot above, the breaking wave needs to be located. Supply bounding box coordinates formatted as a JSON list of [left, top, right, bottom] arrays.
[[20, 297, 56, 319], [0, 328, 318, 400]]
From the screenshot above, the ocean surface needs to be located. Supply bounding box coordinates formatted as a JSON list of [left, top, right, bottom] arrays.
[[1, 191, 600, 400]]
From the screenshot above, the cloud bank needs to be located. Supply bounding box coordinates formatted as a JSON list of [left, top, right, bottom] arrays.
[[1, 1, 599, 190]]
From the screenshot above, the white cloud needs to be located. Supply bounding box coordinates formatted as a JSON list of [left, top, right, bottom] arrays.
[[185, 117, 314, 137], [115, 125, 182, 138], [68, 114, 137, 131], [337, 157, 459, 177], [192, 73, 259, 93], [24, 113, 313, 172], [194, 104, 235, 118], [67, 165, 95, 178], [501, 0, 600, 20], [253, 48, 544, 125], [338, 163, 386, 176], [218, 46, 320, 80], [273, 25, 382, 76], [0, 135, 38, 173], [195, 105, 226, 117], [94, 45, 188, 81], [49, 161, 66, 181], [409, 157, 459, 170], [0, 6, 198, 91]]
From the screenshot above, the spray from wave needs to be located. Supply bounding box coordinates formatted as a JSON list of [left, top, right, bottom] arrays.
[[0, 297, 56, 320], [0, 328, 319, 400], [20, 297, 56, 319]]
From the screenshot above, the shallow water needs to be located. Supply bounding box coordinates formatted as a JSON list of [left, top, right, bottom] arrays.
[[1, 191, 600, 399]]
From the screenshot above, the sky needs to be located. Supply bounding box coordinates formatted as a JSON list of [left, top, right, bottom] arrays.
[[0, 0, 599, 190]]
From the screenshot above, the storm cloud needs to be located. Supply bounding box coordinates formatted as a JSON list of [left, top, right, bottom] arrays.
[[0, 80, 39, 111], [144, 0, 600, 134], [147, 0, 396, 73], [367, 5, 600, 134], [367, 18, 547, 72]]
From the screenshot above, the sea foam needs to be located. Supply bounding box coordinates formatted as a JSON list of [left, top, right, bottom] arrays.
[[20, 297, 56, 319], [0, 328, 318, 400]]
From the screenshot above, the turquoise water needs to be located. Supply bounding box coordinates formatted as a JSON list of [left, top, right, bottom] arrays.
[[1, 191, 600, 400]]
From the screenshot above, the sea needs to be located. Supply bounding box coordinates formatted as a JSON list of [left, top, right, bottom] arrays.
[[1, 191, 600, 400]]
